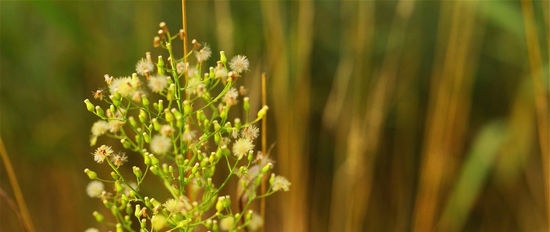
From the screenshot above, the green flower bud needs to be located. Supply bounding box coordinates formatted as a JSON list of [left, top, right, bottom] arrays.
[[143, 132, 150, 143], [261, 163, 273, 174], [220, 51, 227, 64], [209, 66, 215, 79], [144, 154, 151, 165], [157, 56, 165, 75], [156, 99, 164, 112], [216, 196, 224, 212], [142, 95, 150, 106], [110, 171, 118, 180], [134, 204, 142, 218], [243, 97, 250, 114], [167, 84, 176, 101], [257, 105, 269, 119], [84, 168, 97, 180], [128, 116, 137, 128], [152, 118, 160, 131], [133, 166, 142, 179], [116, 223, 123, 232], [84, 99, 94, 112], [110, 93, 121, 107], [150, 165, 160, 175], [139, 109, 148, 123], [95, 106, 105, 118], [152, 215, 167, 231], [93, 211, 104, 222], [183, 100, 192, 116], [164, 109, 174, 122]]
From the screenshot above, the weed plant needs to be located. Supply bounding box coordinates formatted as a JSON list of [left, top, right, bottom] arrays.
[[83, 22, 289, 232]]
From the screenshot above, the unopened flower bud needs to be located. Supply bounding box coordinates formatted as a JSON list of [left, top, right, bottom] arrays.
[[84, 168, 98, 180], [257, 105, 269, 119], [95, 106, 105, 118], [93, 211, 104, 222], [133, 166, 143, 179], [84, 99, 94, 112], [157, 56, 165, 75], [220, 51, 227, 64]]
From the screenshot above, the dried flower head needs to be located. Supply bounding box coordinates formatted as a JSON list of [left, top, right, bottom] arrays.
[[136, 58, 155, 75], [224, 88, 239, 106], [241, 125, 260, 140], [111, 153, 128, 167], [195, 44, 212, 62], [229, 55, 249, 74], [93, 145, 114, 163]]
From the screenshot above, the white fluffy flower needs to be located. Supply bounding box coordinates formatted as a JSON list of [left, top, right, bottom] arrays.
[[86, 180, 104, 198], [148, 75, 169, 93], [91, 120, 110, 136], [150, 135, 172, 154], [136, 58, 155, 75], [229, 55, 249, 74], [271, 175, 291, 192], [232, 138, 254, 159]]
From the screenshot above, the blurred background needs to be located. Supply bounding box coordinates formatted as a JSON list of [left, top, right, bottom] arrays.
[[1, 1, 549, 231]]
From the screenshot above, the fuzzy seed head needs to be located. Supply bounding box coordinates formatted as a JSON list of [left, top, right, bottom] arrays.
[[229, 55, 249, 74], [86, 180, 104, 198], [93, 145, 114, 163], [136, 58, 155, 75], [150, 135, 171, 154], [148, 75, 169, 93], [232, 138, 254, 159]]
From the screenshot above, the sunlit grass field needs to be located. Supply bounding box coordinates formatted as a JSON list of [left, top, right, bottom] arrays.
[[1, 1, 549, 231]]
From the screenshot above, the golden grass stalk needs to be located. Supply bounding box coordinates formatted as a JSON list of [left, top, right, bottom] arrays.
[[413, 2, 480, 231], [0, 137, 34, 232], [520, 0, 550, 230]]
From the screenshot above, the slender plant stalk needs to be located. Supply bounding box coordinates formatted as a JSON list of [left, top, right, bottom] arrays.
[[0, 137, 35, 232], [520, 0, 550, 230], [181, 0, 194, 201], [260, 73, 267, 232], [181, 0, 188, 63]]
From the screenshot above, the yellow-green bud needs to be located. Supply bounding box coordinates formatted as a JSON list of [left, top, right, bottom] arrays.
[[216, 196, 225, 212], [243, 97, 250, 114], [128, 116, 137, 128], [110, 171, 118, 180], [152, 118, 160, 131], [157, 56, 165, 75], [121, 138, 131, 149], [139, 109, 147, 123], [164, 109, 174, 122], [93, 211, 104, 222], [142, 95, 150, 106], [95, 106, 105, 118], [110, 93, 121, 107], [152, 215, 167, 231], [84, 99, 94, 112], [84, 168, 97, 180], [220, 51, 227, 64], [133, 166, 142, 179], [167, 84, 176, 101], [116, 223, 123, 232], [257, 105, 269, 119], [143, 132, 150, 143], [183, 100, 192, 116], [261, 163, 273, 174], [134, 204, 142, 218]]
